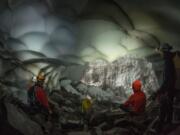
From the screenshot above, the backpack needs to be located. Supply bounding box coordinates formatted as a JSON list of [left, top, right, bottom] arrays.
[[28, 85, 38, 106], [28, 86, 47, 113]]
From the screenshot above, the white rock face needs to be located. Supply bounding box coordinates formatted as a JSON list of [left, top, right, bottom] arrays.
[[81, 56, 160, 99], [87, 86, 114, 101]]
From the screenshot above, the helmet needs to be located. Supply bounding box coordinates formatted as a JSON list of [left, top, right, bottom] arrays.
[[86, 95, 92, 100], [132, 80, 142, 92], [160, 43, 173, 51], [37, 73, 45, 81]]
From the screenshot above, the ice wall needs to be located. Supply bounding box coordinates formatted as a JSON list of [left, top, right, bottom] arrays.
[[81, 56, 159, 98]]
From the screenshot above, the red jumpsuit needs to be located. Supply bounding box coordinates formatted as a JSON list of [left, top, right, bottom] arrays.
[[124, 80, 146, 114], [35, 86, 50, 110]]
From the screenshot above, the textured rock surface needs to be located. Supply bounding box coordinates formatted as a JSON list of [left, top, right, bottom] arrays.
[[81, 56, 159, 101], [5, 103, 43, 135]]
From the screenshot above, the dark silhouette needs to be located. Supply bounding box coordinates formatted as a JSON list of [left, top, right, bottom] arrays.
[[155, 43, 177, 130]]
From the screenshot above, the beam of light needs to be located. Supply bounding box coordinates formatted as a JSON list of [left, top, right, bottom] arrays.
[[78, 20, 128, 62], [92, 30, 127, 61], [94, 42, 127, 62], [121, 36, 144, 50]]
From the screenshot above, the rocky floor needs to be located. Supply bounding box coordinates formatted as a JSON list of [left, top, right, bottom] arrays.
[[0, 82, 180, 135]]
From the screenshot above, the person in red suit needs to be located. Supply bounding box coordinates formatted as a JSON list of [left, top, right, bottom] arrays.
[[121, 80, 146, 114], [28, 73, 53, 134], [28, 73, 52, 114]]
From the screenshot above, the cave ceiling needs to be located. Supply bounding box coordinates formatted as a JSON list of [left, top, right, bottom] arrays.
[[0, 0, 180, 63]]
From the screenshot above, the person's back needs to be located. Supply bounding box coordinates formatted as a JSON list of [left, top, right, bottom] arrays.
[[128, 90, 146, 113], [123, 80, 146, 114]]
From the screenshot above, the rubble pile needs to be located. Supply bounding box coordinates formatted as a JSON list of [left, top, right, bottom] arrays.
[[0, 78, 161, 135], [1, 72, 180, 135]]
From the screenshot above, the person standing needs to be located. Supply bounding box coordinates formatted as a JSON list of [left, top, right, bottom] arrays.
[[28, 73, 52, 114], [81, 95, 93, 130], [155, 43, 177, 128], [27, 73, 52, 134]]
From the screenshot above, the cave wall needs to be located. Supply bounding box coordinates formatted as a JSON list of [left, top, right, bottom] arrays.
[[0, 0, 179, 96]]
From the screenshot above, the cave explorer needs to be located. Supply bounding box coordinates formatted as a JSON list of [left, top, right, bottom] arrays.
[[81, 94, 93, 130], [153, 43, 177, 130], [27, 73, 53, 134], [120, 80, 146, 115], [28, 73, 52, 114]]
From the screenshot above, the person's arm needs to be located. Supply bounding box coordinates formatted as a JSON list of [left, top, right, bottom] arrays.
[[124, 95, 134, 107], [119, 95, 134, 113]]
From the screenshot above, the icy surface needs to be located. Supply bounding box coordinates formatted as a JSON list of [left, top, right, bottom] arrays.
[[76, 84, 115, 101], [81, 56, 160, 100]]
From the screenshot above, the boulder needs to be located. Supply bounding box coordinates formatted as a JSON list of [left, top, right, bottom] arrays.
[[5, 103, 43, 135]]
